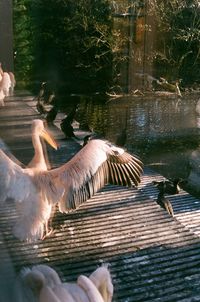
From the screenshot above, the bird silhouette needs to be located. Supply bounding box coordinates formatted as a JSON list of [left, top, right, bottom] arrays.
[[60, 104, 79, 139], [35, 82, 48, 115], [0, 119, 58, 241], [60, 118, 76, 138], [18, 264, 113, 302], [0, 119, 143, 241], [156, 192, 174, 216]]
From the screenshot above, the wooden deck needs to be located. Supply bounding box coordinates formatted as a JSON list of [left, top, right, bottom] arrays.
[[1, 93, 200, 301]]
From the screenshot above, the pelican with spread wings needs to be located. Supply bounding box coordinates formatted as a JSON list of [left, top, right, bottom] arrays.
[[0, 119, 143, 241]]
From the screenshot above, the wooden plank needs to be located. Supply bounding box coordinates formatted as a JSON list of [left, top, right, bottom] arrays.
[[1, 93, 200, 301]]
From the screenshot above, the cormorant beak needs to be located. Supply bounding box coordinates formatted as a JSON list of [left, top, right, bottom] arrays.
[[41, 129, 59, 150]]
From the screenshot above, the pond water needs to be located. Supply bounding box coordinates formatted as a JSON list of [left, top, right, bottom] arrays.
[[73, 92, 200, 188]]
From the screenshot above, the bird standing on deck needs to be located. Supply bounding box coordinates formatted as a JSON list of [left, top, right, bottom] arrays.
[[156, 192, 174, 216], [35, 82, 48, 115], [0, 119, 143, 241], [60, 104, 79, 138], [152, 178, 183, 195], [36, 98, 48, 115], [153, 178, 184, 216]]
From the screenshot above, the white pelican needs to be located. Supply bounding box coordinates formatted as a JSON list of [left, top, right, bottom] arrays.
[[0, 119, 58, 240], [17, 264, 113, 302], [0, 119, 143, 241], [0, 72, 11, 97], [8, 72, 16, 96]]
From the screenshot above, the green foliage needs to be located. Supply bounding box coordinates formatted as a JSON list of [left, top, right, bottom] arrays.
[[29, 0, 114, 94], [13, 0, 34, 88], [13, 0, 200, 94], [150, 0, 200, 85]]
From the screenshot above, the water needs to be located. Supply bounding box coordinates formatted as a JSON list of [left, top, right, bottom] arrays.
[[75, 92, 200, 183]]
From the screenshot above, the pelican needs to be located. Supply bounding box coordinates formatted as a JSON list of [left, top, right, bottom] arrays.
[[0, 72, 11, 97], [18, 264, 113, 302], [0, 119, 143, 241], [0, 119, 58, 240], [8, 72, 16, 96]]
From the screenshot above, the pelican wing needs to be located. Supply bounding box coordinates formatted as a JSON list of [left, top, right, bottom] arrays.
[[0, 139, 25, 168], [0, 150, 51, 241], [37, 139, 143, 212], [0, 149, 32, 202]]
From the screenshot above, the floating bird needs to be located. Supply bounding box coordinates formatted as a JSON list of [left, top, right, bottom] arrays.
[[0, 119, 143, 241], [152, 178, 183, 195], [156, 192, 174, 216], [18, 264, 113, 302]]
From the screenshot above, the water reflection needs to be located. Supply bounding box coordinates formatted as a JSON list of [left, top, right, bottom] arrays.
[[76, 93, 200, 181]]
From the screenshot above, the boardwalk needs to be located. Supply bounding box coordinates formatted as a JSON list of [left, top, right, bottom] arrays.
[[1, 93, 200, 301]]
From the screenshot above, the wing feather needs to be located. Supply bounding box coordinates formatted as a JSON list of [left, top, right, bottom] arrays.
[[0, 150, 52, 241], [37, 139, 143, 213], [0, 150, 32, 202]]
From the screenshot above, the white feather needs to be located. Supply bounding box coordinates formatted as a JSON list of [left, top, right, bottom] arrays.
[[19, 264, 113, 302], [0, 72, 11, 96], [0, 120, 143, 241]]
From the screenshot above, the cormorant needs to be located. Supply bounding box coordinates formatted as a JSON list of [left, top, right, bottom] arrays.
[[152, 178, 183, 195], [156, 192, 174, 216], [60, 104, 79, 139]]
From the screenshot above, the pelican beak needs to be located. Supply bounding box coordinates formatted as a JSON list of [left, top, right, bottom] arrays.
[[41, 129, 59, 150]]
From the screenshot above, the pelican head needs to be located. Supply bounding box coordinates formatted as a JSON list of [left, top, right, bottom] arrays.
[[32, 119, 58, 150]]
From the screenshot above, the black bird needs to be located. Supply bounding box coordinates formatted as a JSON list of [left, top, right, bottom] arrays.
[[156, 192, 174, 216], [83, 134, 93, 146], [35, 82, 48, 115], [60, 104, 79, 139], [82, 133, 103, 147], [152, 178, 183, 195], [65, 104, 79, 124], [37, 82, 46, 98], [36, 98, 47, 115], [60, 117, 76, 138]]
